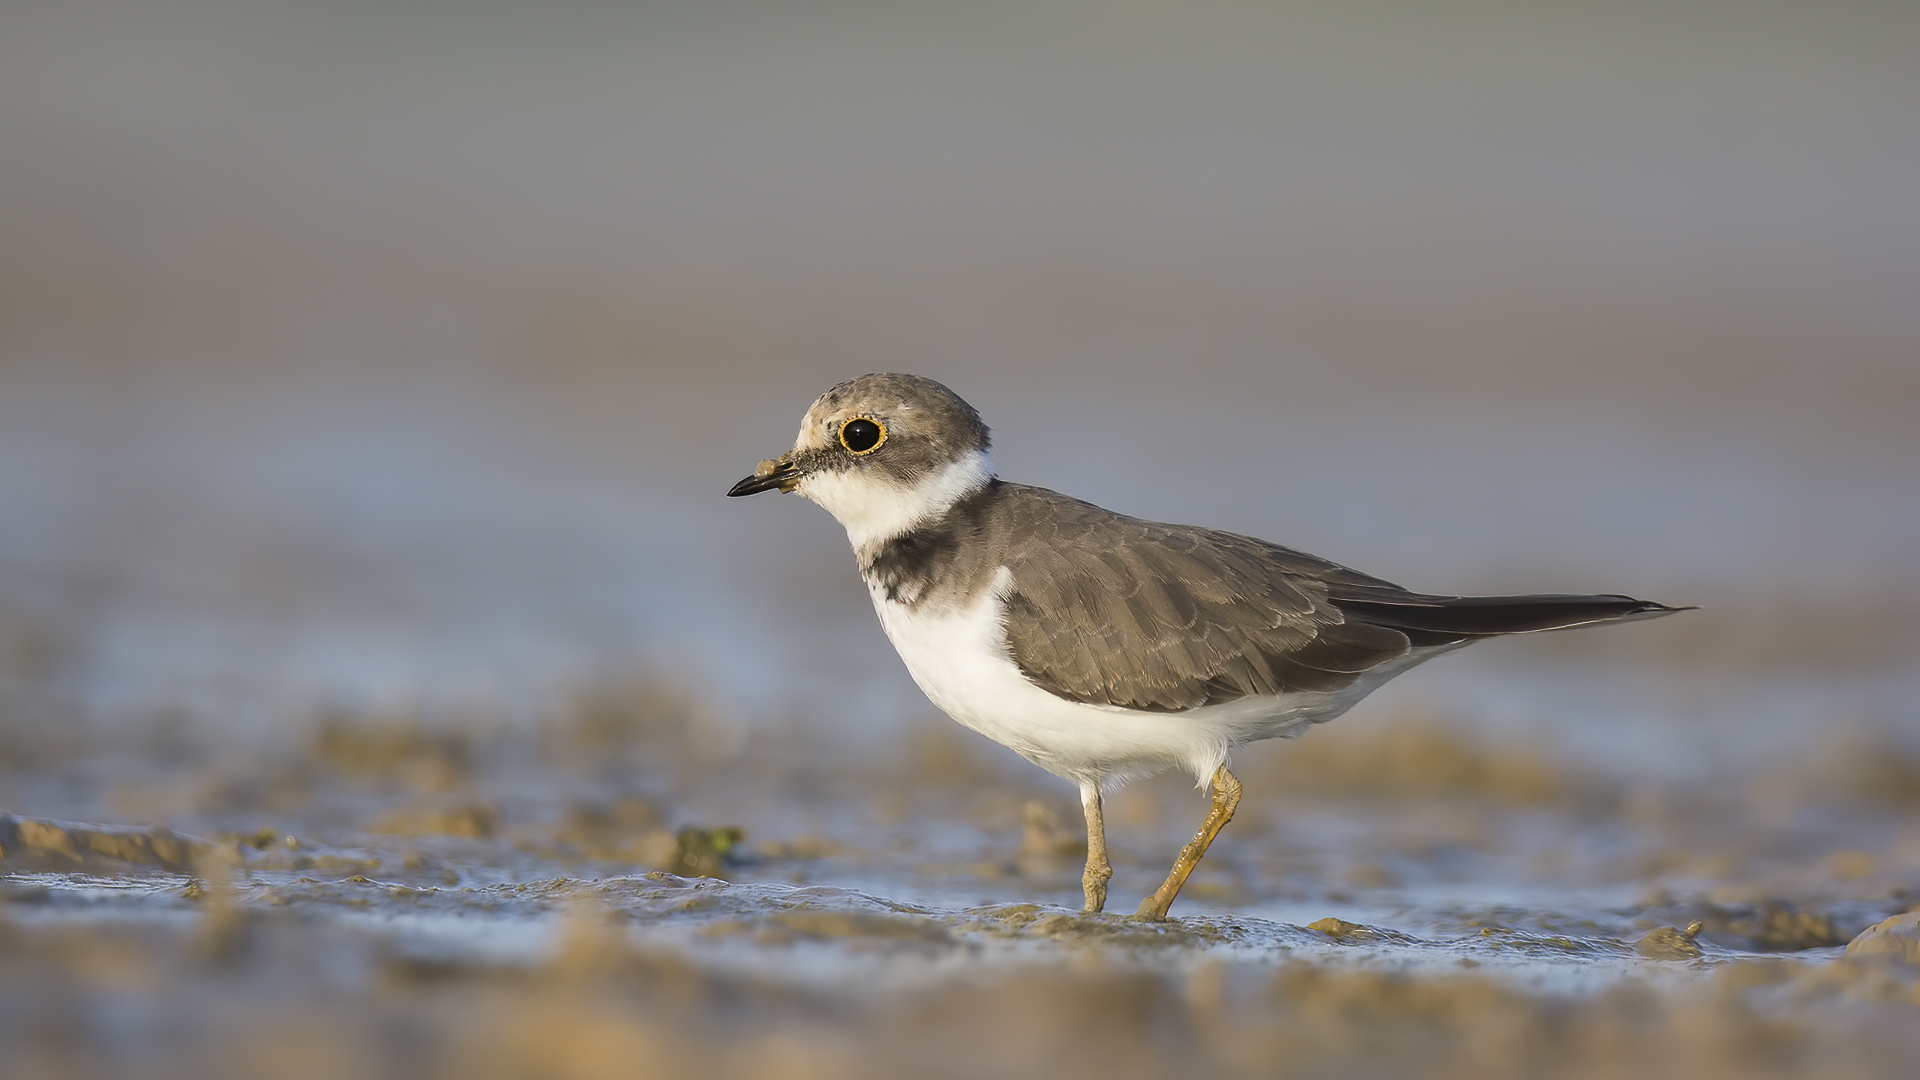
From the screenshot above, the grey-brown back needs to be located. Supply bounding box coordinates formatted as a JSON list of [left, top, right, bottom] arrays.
[[861, 482, 1681, 714]]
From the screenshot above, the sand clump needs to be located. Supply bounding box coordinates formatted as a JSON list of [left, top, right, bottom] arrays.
[[1842, 911, 1920, 967], [0, 813, 224, 874]]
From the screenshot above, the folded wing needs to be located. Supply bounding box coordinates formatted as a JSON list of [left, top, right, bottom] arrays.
[[994, 485, 1680, 712]]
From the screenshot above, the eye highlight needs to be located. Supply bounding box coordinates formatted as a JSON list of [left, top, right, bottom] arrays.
[[838, 417, 886, 454]]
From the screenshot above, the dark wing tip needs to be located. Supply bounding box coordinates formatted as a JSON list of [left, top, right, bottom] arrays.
[[1595, 596, 1698, 619], [1330, 591, 1692, 644]]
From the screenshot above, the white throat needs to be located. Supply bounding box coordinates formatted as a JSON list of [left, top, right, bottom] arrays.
[[798, 448, 994, 553]]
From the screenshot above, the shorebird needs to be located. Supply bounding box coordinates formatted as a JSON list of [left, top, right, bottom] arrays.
[[729, 373, 1684, 917]]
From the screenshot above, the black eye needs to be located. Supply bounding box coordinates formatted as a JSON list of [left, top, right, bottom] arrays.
[[839, 417, 886, 454]]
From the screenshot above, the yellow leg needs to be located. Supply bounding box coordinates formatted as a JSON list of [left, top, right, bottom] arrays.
[[1080, 782, 1112, 913], [1136, 765, 1241, 920]]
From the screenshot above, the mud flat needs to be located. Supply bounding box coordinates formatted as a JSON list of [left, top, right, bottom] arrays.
[[4, 860, 1919, 1079], [5, 688, 1920, 1080]]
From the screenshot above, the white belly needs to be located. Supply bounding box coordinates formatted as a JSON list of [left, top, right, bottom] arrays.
[[867, 567, 1415, 787]]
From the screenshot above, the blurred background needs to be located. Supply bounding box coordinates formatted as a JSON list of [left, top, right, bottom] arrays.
[[2, 1, 1918, 1077], [3, 0, 1914, 760]]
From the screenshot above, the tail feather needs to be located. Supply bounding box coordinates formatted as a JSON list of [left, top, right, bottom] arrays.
[[1330, 590, 1689, 648]]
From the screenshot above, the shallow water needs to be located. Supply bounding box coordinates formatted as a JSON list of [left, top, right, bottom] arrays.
[[5, 680, 1920, 1077]]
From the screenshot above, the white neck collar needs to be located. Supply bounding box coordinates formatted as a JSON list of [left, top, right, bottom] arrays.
[[798, 449, 995, 553]]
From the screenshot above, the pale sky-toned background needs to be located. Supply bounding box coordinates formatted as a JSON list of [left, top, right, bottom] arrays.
[[2, 0, 1915, 775]]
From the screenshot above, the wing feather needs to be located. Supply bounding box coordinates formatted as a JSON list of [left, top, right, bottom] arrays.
[[982, 484, 1677, 713], [994, 486, 1413, 711]]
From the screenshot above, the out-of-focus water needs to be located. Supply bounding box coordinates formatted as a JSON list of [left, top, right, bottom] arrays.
[[3, 2, 1918, 1077]]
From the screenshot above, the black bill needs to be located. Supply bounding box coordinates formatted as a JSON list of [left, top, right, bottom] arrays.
[[727, 457, 799, 497]]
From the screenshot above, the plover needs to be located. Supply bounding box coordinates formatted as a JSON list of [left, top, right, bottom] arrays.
[[729, 373, 1685, 918]]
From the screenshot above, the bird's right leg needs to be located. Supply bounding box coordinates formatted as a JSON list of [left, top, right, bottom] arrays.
[[1080, 781, 1112, 913], [1136, 764, 1241, 920]]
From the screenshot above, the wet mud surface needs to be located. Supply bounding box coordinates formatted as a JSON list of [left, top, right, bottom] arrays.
[[6, 692, 1920, 1079]]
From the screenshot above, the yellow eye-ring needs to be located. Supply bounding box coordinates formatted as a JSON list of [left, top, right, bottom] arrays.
[[838, 416, 886, 454]]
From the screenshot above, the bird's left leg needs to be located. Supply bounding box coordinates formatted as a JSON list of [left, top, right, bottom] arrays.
[[1079, 781, 1112, 913], [1135, 764, 1241, 920]]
